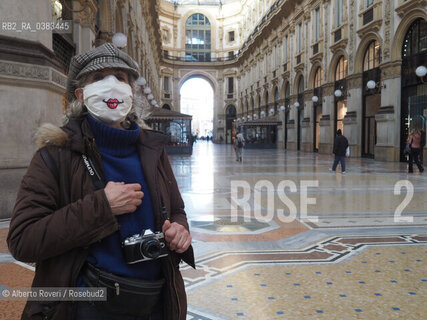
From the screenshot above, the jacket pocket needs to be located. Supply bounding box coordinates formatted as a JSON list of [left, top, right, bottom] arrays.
[[28, 301, 60, 320]]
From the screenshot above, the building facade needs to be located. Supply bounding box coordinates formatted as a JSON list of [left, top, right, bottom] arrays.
[[159, 0, 426, 162], [0, 0, 162, 218]]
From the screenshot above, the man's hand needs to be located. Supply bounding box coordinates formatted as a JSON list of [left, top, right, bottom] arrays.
[[162, 220, 192, 253], [104, 182, 144, 215]]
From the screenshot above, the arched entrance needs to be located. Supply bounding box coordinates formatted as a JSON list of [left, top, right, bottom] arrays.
[[180, 77, 214, 139], [362, 40, 381, 158], [313, 67, 323, 152], [225, 105, 236, 144], [297, 76, 304, 151], [284, 82, 290, 149], [334, 56, 348, 135], [400, 18, 427, 162], [274, 87, 279, 114]]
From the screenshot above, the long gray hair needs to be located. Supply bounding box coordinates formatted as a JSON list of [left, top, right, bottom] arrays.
[[64, 71, 153, 129]]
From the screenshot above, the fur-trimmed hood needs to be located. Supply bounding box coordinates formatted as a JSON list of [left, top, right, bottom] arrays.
[[35, 118, 166, 152], [35, 123, 69, 149]]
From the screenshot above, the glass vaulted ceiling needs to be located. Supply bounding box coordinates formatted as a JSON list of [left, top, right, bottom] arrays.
[[163, 0, 242, 6]]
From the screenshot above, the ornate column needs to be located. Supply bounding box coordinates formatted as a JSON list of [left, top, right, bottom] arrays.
[[301, 89, 313, 152], [343, 73, 363, 157], [73, 0, 98, 54], [375, 61, 402, 162], [319, 83, 334, 154], [287, 95, 298, 150]]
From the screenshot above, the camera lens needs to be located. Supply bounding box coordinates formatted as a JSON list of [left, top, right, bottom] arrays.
[[140, 239, 162, 259]]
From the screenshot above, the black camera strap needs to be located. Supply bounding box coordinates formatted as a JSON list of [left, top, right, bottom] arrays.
[[81, 154, 105, 190]]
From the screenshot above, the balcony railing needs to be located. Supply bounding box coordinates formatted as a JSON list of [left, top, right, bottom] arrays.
[[363, 7, 374, 25], [163, 52, 236, 62], [163, 0, 285, 63], [334, 28, 342, 42], [313, 43, 319, 55]]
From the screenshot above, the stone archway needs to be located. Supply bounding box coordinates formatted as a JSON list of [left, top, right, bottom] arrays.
[[391, 10, 427, 61], [178, 72, 217, 139]]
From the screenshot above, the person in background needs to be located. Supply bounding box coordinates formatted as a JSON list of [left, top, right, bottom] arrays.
[[420, 128, 425, 164], [408, 128, 424, 173], [331, 129, 349, 174], [234, 132, 244, 162]]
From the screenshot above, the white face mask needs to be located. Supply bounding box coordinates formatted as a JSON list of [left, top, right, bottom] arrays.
[[83, 75, 133, 124]]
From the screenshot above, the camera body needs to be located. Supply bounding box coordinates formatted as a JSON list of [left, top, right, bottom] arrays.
[[122, 229, 168, 264]]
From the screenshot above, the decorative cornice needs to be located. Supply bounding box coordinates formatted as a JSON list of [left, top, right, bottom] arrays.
[[356, 19, 383, 37], [347, 73, 363, 89], [343, 111, 357, 124], [0, 60, 67, 92], [322, 83, 335, 95], [330, 38, 348, 53], [377, 105, 394, 114], [395, 0, 427, 17], [381, 60, 402, 80]]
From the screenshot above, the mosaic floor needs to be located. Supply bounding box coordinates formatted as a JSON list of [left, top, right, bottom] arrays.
[[0, 141, 426, 319]]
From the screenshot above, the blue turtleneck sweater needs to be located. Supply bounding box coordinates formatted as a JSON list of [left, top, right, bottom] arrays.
[[83, 115, 162, 280]]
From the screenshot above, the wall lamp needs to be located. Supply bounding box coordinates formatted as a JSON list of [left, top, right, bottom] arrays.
[[136, 77, 146, 86], [416, 65, 427, 83], [334, 89, 351, 98], [366, 80, 386, 90], [312, 96, 319, 103], [112, 33, 127, 48]]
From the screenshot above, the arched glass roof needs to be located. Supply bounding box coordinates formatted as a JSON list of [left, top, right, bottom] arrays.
[[163, 0, 241, 6]]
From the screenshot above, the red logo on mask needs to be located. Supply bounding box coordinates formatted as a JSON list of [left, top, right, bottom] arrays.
[[103, 98, 124, 109]]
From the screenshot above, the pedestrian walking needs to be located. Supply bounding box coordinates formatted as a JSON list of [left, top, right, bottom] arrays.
[[407, 128, 424, 173], [234, 132, 244, 162], [331, 129, 349, 173]]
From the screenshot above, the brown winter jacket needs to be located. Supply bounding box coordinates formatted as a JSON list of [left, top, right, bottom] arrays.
[[7, 117, 195, 320]]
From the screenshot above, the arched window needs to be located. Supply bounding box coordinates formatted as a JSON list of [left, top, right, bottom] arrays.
[[363, 40, 381, 71], [274, 87, 279, 111], [335, 56, 348, 81], [298, 76, 304, 94], [226, 104, 236, 116], [402, 18, 427, 58], [285, 82, 290, 100], [314, 67, 323, 88], [185, 13, 211, 62], [162, 104, 171, 110]]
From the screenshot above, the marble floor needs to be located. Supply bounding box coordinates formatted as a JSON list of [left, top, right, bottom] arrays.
[[0, 141, 426, 319]]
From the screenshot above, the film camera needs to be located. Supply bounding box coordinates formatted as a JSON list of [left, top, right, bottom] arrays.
[[122, 229, 169, 264]]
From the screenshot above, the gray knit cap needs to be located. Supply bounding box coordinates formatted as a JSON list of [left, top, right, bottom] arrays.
[[66, 43, 140, 100]]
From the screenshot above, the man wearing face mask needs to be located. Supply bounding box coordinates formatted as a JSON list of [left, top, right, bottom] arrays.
[[7, 43, 195, 320]]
